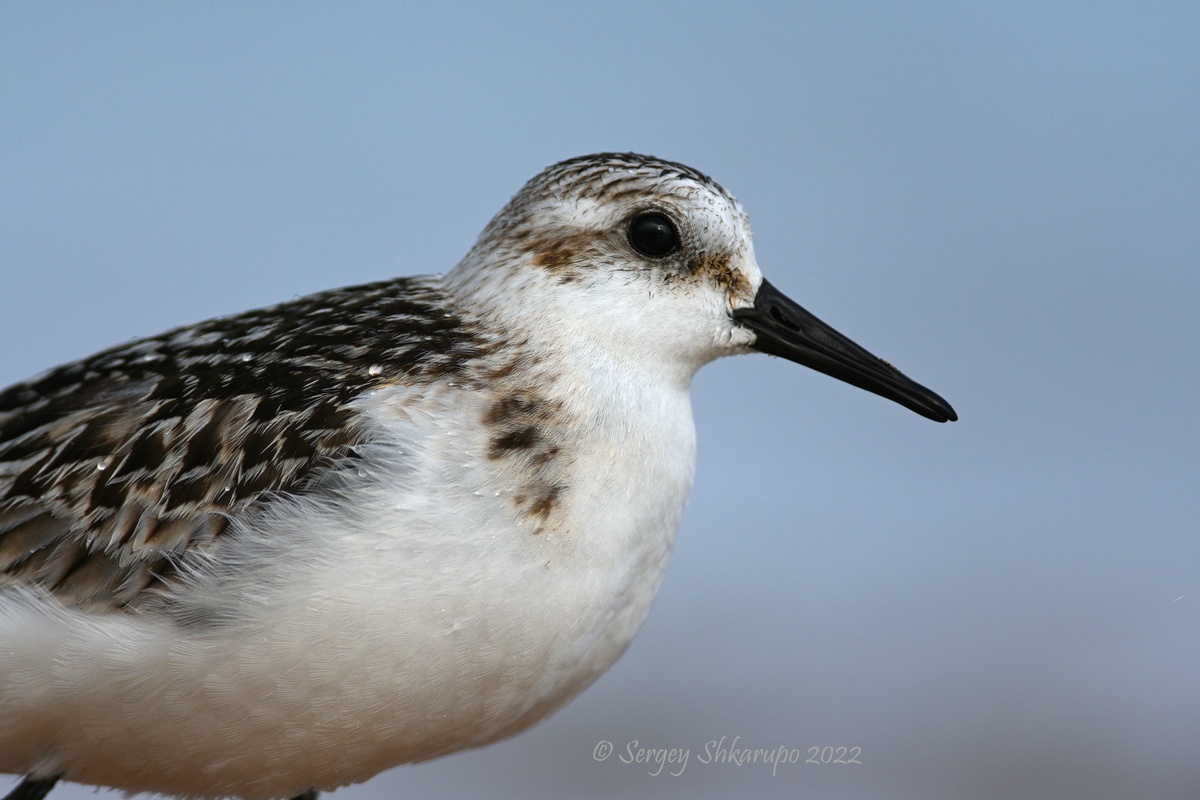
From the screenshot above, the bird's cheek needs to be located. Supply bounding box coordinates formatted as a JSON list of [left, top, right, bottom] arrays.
[[724, 324, 757, 350]]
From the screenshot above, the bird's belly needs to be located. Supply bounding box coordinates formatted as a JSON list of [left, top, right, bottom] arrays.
[[0, 380, 697, 798], [0, 444, 692, 799]]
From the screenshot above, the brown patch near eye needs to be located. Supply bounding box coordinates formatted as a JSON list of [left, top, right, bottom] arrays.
[[529, 230, 595, 279], [691, 251, 752, 301]]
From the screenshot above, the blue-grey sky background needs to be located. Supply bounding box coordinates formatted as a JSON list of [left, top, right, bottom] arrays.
[[2, 3, 1197, 799]]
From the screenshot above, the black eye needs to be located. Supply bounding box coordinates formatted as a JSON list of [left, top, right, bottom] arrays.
[[628, 212, 679, 257]]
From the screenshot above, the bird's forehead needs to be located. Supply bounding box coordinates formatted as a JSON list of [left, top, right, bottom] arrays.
[[533, 152, 730, 200], [513, 154, 750, 242]]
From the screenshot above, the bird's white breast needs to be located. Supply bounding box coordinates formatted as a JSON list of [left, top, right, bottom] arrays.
[[0, 369, 697, 798]]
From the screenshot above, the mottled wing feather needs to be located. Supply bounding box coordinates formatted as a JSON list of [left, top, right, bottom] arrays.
[[0, 276, 483, 611]]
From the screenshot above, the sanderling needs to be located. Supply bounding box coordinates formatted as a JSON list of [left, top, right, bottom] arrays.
[[0, 153, 956, 800]]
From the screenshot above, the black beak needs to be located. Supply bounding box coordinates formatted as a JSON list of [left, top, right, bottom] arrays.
[[733, 279, 957, 423]]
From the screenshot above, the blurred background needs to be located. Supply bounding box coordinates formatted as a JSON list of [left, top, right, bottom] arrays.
[[2, 3, 1197, 798]]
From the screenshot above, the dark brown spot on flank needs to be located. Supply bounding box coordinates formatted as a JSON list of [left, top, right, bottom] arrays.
[[484, 392, 564, 461], [484, 394, 539, 426], [489, 425, 539, 458], [527, 485, 561, 524]]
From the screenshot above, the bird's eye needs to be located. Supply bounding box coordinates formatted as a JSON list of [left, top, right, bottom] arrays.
[[628, 212, 679, 257]]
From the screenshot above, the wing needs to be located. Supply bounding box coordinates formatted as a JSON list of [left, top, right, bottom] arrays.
[[0, 276, 484, 611]]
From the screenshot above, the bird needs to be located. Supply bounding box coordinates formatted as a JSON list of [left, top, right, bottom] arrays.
[[0, 152, 956, 800]]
